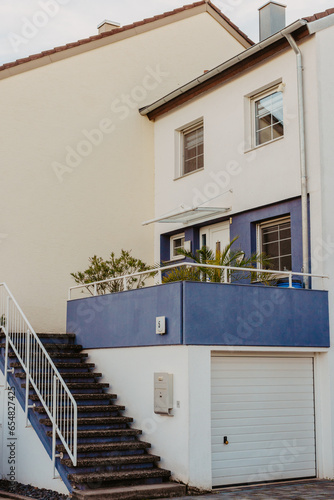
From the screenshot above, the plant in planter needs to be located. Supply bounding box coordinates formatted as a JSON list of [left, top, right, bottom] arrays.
[[71, 249, 153, 295], [162, 236, 275, 284]]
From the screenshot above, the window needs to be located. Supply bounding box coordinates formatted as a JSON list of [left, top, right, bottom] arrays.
[[170, 233, 185, 260], [257, 217, 291, 271], [179, 121, 204, 176], [253, 87, 284, 147]]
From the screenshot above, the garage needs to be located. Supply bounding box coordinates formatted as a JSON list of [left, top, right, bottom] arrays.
[[211, 356, 316, 487]]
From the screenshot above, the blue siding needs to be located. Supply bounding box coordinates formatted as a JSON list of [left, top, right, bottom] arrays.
[[182, 281, 329, 347], [67, 282, 183, 349], [230, 198, 303, 273], [67, 281, 329, 349]]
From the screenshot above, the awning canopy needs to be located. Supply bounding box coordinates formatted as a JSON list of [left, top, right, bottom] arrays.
[[142, 206, 231, 226]]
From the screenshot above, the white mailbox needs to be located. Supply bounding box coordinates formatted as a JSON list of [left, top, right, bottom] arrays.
[[154, 372, 173, 415]]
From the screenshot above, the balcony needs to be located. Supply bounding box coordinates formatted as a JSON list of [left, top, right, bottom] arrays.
[[67, 273, 329, 349]]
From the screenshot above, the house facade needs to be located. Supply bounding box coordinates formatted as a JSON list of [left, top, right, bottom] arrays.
[[1, 1, 334, 496], [65, 4, 334, 491], [0, 1, 251, 333]]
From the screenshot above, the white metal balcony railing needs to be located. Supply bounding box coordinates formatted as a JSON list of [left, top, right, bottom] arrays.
[[68, 261, 328, 299], [0, 283, 77, 476]]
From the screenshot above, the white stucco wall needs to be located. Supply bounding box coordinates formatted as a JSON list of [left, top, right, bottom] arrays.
[[0, 372, 69, 495], [86, 346, 331, 489], [0, 9, 247, 333]]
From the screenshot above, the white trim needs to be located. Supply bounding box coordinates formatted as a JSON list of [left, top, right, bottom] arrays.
[[257, 215, 291, 271], [170, 232, 185, 261], [175, 118, 204, 178], [250, 83, 284, 149]]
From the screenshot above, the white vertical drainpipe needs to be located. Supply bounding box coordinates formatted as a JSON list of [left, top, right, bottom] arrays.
[[284, 32, 309, 288]]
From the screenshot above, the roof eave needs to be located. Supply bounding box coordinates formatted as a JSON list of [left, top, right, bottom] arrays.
[[139, 19, 308, 118]]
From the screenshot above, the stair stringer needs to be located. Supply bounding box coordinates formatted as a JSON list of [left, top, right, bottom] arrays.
[[0, 354, 72, 493]]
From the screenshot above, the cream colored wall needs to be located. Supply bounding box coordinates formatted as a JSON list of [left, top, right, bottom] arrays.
[[0, 11, 247, 332]]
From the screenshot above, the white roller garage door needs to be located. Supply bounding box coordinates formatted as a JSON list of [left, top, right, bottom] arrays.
[[211, 356, 316, 487]]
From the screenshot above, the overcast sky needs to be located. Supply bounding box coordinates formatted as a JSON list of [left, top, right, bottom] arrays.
[[1, 0, 333, 66]]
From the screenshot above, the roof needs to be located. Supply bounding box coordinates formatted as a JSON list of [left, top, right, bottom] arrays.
[[303, 7, 334, 22], [0, 1, 252, 75], [140, 7, 334, 120]]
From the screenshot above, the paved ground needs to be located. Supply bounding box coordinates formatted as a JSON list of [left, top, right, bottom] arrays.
[[168, 480, 334, 499]]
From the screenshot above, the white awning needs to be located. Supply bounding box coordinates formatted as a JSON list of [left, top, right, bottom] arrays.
[[142, 206, 231, 225]]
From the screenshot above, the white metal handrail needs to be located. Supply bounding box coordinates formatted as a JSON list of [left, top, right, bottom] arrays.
[[68, 262, 329, 299], [0, 283, 77, 474]]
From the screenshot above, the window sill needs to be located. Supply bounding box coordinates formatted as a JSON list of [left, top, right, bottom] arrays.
[[244, 135, 284, 154], [174, 167, 204, 181]]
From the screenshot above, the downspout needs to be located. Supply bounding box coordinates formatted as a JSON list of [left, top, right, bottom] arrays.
[[284, 32, 309, 287]]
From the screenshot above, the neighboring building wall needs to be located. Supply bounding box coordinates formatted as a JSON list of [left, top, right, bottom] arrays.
[[0, 10, 247, 333], [314, 23, 334, 475]]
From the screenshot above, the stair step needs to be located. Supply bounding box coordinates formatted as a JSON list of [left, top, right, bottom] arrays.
[[42, 343, 83, 351], [8, 351, 88, 359], [37, 333, 76, 339], [22, 382, 109, 390], [71, 483, 186, 500], [29, 393, 117, 401], [0, 342, 83, 351], [48, 352, 88, 359], [15, 371, 103, 379], [47, 429, 141, 438], [69, 468, 171, 484], [57, 441, 151, 453], [40, 416, 133, 427], [34, 404, 125, 414], [61, 454, 160, 468], [10, 361, 95, 369]]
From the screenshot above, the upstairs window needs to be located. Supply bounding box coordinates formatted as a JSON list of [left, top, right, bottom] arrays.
[[179, 120, 204, 177], [254, 89, 284, 146], [257, 216, 291, 271]]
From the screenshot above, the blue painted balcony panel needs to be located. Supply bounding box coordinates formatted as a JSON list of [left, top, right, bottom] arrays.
[[67, 282, 329, 349]]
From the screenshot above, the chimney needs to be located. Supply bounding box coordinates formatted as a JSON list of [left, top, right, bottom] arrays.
[[259, 2, 286, 41], [97, 20, 121, 34]]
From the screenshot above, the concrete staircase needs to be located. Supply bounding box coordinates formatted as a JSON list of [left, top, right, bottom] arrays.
[[0, 333, 186, 500]]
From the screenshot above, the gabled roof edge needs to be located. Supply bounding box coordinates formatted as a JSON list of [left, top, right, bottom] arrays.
[[139, 19, 308, 119]]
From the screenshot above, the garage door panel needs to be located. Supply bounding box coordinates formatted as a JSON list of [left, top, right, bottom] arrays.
[[211, 356, 316, 487], [212, 452, 316, 470], [212, 375, 313, 386], [211, 398, 314, 411], [212, 415, 315, 427], [212, 407, 315, 420], [212, 368, 313, 378], [212, 447, 315, 462], [213, 466, 317, 486], [212, 427, 314, 441]]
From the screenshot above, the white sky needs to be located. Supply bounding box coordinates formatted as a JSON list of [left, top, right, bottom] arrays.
[[0, 0, 333, 65]]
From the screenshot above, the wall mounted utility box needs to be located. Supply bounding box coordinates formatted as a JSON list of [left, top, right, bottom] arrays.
[[154, 372, 173, 415]]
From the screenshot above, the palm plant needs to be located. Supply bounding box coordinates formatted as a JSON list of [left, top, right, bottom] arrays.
[[162, 236, 275, 284]]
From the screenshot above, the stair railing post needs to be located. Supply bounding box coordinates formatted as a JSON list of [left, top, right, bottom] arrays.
[[52, 375, 58, 479], [25, 330, 31, 427]]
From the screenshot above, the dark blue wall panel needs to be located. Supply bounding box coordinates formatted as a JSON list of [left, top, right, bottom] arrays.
[[182, 281, 329, 347], [67, 281, 329, 349], [230, 198, 303, 273], [67, 282, 183, 348]]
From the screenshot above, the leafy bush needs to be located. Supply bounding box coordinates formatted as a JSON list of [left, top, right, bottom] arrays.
[[71, 250, 152, 295]]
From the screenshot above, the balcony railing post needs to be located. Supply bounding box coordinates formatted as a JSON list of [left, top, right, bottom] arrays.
[[289, 273, 293, 288], [158, 270, 162, 285]]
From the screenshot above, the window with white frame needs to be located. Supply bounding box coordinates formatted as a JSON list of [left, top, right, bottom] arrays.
[[253, 87, 284, 147], [170, 233, 185, 260], [257, 216, 291, 271], [179, 121, 204, 176]]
